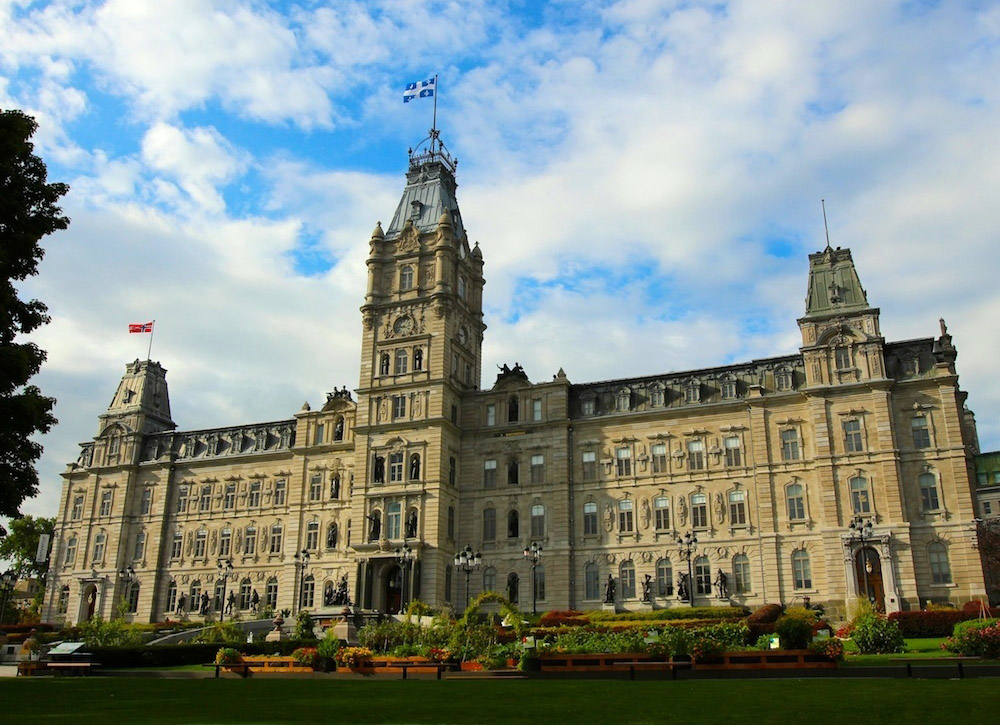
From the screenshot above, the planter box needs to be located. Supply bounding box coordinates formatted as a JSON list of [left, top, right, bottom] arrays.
[[696, 650, 836, 670], [460, 661, 484, 672]]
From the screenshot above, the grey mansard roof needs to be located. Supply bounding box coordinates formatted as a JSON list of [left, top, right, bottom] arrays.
[[385, 152, 465, 240]]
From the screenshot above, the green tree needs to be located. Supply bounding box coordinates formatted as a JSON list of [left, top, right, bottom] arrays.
[[0, 110, 67, 520], [0, 514, 55, 578]]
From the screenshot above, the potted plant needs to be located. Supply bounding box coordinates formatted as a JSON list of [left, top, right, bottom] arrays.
[[334, 646, 374, 672]]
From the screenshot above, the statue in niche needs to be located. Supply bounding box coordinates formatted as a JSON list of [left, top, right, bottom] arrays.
[[327, 523, 338, 549], [235, 530, 242, 554], [641, 498, 651, 529], [642, 574, 652, 602], [405, 509, 418, 539], [677, 497, 688, 526], [413, 393, 423, 418], [379, 398, 389, 422], [604, 575, 616, 603], [604, 503, 614, 532], [334, 417, 344, 441], [324, 581, 335, 607], [410, 454, 421, 480], [714, 571, 729, 599], [373, 456, 385, 484], [715, 493, 725, 524], [334, 575, 351, 605], [331, 474, 341, 500], [368, 512, 381, 542]]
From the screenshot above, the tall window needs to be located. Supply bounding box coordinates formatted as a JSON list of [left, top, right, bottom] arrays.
[[269, 523, 283, 554], [486, 404, 496, 426], [534, 565, 546, 601], [134, 530, 146, 560], [585, 563, 600, 600], [126, 583, 140, 613], [483, 508, 496, 541], [72, 495, 84, 520], [691, 493, 708, 528], [651, 443, 668, 473], [177, 485, 189, 512], [733, 554, 752, 593], [387, 502, 402, 539], [306, 521, 319, 550], [786, 483, 806, 520], [100, 490, 113, 516], [507, 510, 519, 538], [616, 447, 632, 476], [239, 578, 252, 609], [911, 416, 931, 449], [687, 440, 705, 470], [244, 526, 257, 555], [224, 483, 235, 510], [919, 472, 940, 511], [170, 531, 182, 559], [140, 489, 152, 515], [58, 585, 70, 615], [274, 480, 287, 506], [508, 396, 519, 422], [850, 476, 872, 514], [781, 429, 800, 461], [199, 485, 212, 512], [483, 459, 497, 488], [392, 395, 406, 419], [458, 275, 467, 299], [654, 496, 670, 530], [310, 474, 323, 501], [615, 388, 631, 411], [792, 549, 812, 589], [929, 543, 952, 584], [64, 535, 78, 566], [194, 529, 207, 558], [248, 482, 261, 508], [399, 265, 413, 291], [314, 423, 325, 445], [483, 567, 496, 593], [729, 490, 747, 525], [843, 419, 864, 453], [507, 458, 519, 485], [93, 532, 107, 561], [265, 577, 278, 609], [694, 556, 711, 595], [835, 346, 851, 369], [189, 580, 202, 605], [166, 581, 177, 614], [620, 560, 636, 599], [650, 385, 665, 407], [530, 504, 545, 538], [449, 457, 457, 487], [301, 576, 315, 608], [618, 499, 634, 533], [389, 453, 404, 482], [656, 558, 673, 596], [532, 399, 542, 421], [530, 455, 545, 483], [447, 504, 455, 541], [583, 502, 598, 535], [724, 436, 742, 467], [395, 349, 408, 375], [581, 451, 597, 481]]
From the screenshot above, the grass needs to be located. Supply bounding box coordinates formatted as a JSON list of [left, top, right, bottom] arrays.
[[2, 678, 999, 724]]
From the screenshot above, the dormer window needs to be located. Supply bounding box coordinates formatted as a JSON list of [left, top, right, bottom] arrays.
[[901, 357, 919, 376], [721, 378, 738, 400], [649, 384, 665, 407], [684, 382, 701, 404], [775, 370, 793, 391], [835, 346, 851, 370], [615, 388, 631, 412], [409, 200, 423, 220]]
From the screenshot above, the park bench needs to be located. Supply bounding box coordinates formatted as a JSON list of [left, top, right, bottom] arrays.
[[368, 658, 454, 679], [888, 655, 980, 679], [46, 661, 100, 676]]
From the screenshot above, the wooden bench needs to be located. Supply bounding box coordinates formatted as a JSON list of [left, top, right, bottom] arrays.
[[205, 657, 314, 678], [368, 658, 453, 679], [889, 656, 980, 679], [46, 661, 100, 677], [614, 659, 692, 680], [696, 650, 837, 670], [204, 662, 253, 679]]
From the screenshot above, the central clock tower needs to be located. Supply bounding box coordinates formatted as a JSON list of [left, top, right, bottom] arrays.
[[351, 131, 485, 608]]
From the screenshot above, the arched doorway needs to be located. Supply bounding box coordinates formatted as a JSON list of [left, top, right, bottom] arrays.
[[78, 584, 97, 622], [855, 547, 885, 612], [382, 564, 402, 614]]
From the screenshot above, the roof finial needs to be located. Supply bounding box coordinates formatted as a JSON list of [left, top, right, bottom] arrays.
[[821, 199, 833, 253]]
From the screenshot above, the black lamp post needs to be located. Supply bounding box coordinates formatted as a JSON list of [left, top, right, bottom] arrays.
[[849, 516, 875, 604], [0, 570, 16, 625], [677, 531, 698, 606], [523, 542, 542, 615], [216, 558, 233, 622], [395, 543, 413, 614], [117, 566, 138, 615], [454, 544, 481, 607], [294, 549, 310, 612]]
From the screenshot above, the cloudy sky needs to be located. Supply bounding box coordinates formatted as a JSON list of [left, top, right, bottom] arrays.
[[2, 0, 999, 527]]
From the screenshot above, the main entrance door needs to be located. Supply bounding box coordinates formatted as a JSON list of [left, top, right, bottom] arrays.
[[384, 566, 402, 614], [855, 547, 885, 612]]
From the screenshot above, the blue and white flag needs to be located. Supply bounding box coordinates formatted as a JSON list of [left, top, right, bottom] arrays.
[[404, 78, 436, 103]]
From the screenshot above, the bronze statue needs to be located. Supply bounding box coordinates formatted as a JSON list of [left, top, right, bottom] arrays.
[[641, 574, 652, 602], [604, 574, 616, 603], [714, 570, 729, 599]]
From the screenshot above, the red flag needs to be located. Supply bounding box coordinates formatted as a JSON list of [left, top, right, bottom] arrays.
[[129, 322, 154, 333]]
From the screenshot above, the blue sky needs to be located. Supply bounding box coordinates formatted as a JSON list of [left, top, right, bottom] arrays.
[[2, 0, 999, 524]]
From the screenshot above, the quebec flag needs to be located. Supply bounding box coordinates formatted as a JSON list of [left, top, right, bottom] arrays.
[[404, 78, 436, 103]]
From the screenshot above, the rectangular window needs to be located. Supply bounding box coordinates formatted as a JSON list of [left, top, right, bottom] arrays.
[[721, 380, 737, 399], [219, 529, 231, 556], [140, 489, 152, 515], [199, 485, 212, 512], [244, 527, 257, 556], [581, 399, 595, 416], [583, 502, 598, 535], [100, 490, 112, 517], [695, 558, 712, 594], [530, 454, 544, 484], [310, 474, 323, 501], [781, 429, 800, 461], [223, 483, 235, 510], [984, 501, 992, 515], [835, 346, 851, 370], [389, 453, 404, 483], [387, 502, 402, 539], [729, 490, 747, 525], [93, 534, 106, 562], [483, 459, 497, 488], [314, 423, 325, 445], [72, 494, 84, 520], [393, 395, 406, 420], [843, 419, 864, 453], [911, 417, 931, 449], [248, 482, 261, 508], [585, 566, 600, 600], [687, 440, 705, 470], [269, 526, 283, 554], [616, 447, 632, 477], [787, 485, 806, 520], [133, 531, 146, 560], [651, 443, 668, 474], [274, 480, 287, 506], [531, 505, 545, 538], [449, 457, 457, 487], [177, 486, 188, 513], [618, 499, 634, 533], [724, 436, 742, 467], [532, 399, 542, 421], [919, 473, 940, 511], [653, 497, 670, 530], [483, 508, 496, 541], [170, 532, 182, 559], [194, 531, 206, 558], [486, 404, 496, 426], [582, 451, 597, 481], [691, 494, 708, 528]]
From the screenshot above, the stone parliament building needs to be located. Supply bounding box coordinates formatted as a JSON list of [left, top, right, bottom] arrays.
[[44, 133, 988, 625]]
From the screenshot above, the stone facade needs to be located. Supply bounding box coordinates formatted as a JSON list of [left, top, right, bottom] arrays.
[[44, 139, 988, 624]]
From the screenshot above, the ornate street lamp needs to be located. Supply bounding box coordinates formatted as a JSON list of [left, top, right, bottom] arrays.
[[395, 544, 414, 614], [849, 516, 875, 604], [293, 549, 311, 613], [0, 570, 17, 625], [117, 566, 138, 616], [523, 542, 542, 615], [216, 558, 234, 622], [676, 531, 698, 606], [454, 544, 481, 607]]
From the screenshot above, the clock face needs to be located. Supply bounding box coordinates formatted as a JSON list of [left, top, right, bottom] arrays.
[[393, 315, 415, 336]]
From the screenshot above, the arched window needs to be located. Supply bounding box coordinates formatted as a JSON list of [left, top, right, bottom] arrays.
[[792, 549, 812, 589], [656, 558, 673, 596], [483, 566, 496, 593], [214, 579, 224, 611], [380, 353, 390, 376], [413, 348, 424, 371], [929, 542, 952, 584], [165, 581, 177, 614], [694, 556, 711, 595], [919, 472, 940, 511], [399, 265, 414, 291], [239, 578, 252, 609], [585, 563, 600, 600], [301, 575, 315, 608], [126, 581, 140, 613], [733, 554, 751, 594], [306, 520, 320, 550], [506, 572, 519, 603], [57, 585, 70, 615], [530, 504, 545, 538], [786, 483, 806, 520], [64, 535, 78, 567], [850, 476, 872, 514], [395, 349, 408, 375], [507, 510, 519, 538], [265, 577, 278, 609], [620, 560, 636, 599], [190, 580, 202, 602]]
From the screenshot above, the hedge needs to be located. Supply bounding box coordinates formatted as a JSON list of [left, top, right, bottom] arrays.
[[86, 638, 319, 668], [585, 606, 749, 622], [888, 609, 1000, 638]]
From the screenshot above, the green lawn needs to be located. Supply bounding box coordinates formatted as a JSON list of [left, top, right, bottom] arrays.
[[2, 679, 999, 724], [840, 637, 962, 666]]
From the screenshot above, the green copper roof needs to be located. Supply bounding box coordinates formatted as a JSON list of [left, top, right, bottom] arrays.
[[802, 246, 871, 320]]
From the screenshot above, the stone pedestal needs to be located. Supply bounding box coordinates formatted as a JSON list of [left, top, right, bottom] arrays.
[[601, 602, 618, 614], [635, 601, 654, 612], [331, 607, 359, 645], [264, 614, 287, 643]]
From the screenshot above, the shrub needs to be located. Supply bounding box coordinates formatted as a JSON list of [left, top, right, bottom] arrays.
[[193, 621, 245, 645], [291, 646, 319, 668], [293, 610, 314, 640], [774, 614, 812, 650], [888, 610, 967, 638], [690, 638, 723, 664], [76, 616, 144, 648], [587, 606, 748, 623], [945, 620, 1000, 658], [747, 604, 784, 624], [334, 646, 373, 668], [809, 638, 845, 661], [692, 621, 751, 650], [953, 617, 998, 638], [539, 610, 588, 627], [846, 597, 877, 624], [214, 647, 242, 665], [852, 614, 905, 654]]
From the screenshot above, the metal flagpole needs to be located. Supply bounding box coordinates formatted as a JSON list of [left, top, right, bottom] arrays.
[[147, 320, 155, 361], [432, 74, 438, 134]]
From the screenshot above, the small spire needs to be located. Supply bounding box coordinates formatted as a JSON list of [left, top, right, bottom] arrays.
[[821, 199, 833, 252], [371, 221, 384, 239]]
